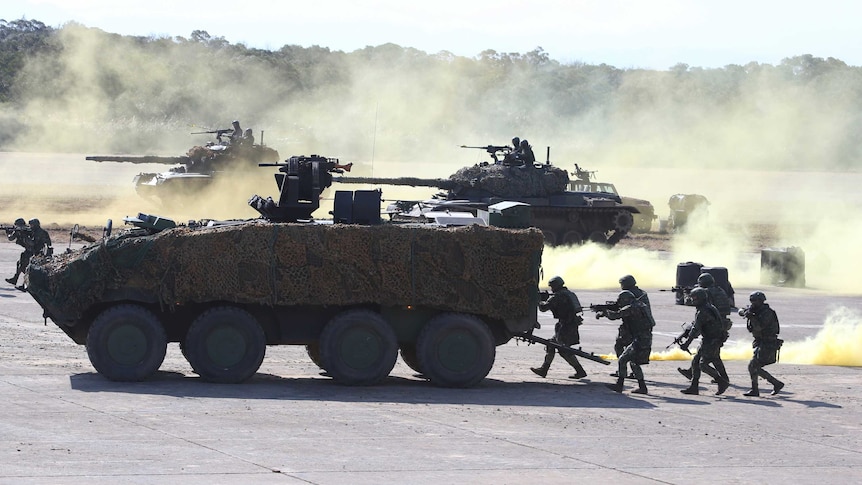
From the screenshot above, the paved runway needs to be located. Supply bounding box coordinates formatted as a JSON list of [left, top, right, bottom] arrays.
[[1, 243, 860, 484]]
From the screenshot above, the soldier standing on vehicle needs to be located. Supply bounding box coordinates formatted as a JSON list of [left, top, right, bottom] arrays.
[[679, 287, 730, 395], [531, 276, 588, 379], [611, 275, 653, 378], [601, 290, 653, 394], [678, 273, 732, 383], [740, 291, 785, 396]]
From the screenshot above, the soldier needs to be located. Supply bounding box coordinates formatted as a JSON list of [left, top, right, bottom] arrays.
[[240, 128, 255, 146], [611, 275, 653, 378], [531, 276, 588, 379], [678, 273, 732, 383], [517, 139, 536, 164], [229, 120, 243, 144], [5, 218, 30, 285], [679, 287, 730, 395], [740, 291, 785, 396], [601, 290, 653, 394]]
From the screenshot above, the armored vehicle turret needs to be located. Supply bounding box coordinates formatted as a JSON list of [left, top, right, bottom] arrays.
[[87, 123, 279, 202], [334, 146, 639, 246]]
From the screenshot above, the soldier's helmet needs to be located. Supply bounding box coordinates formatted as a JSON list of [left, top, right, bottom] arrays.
[[697, 272, 715, 287], [520, 139, 530, 148], [619, 274, 637, 290], [13, 218, 26, 227], [548, 276, 565, 291], [28, 218, 41, 228], [512, 136, 520, 147], [617, 290, 635, 306], [690, 287, 709, 305], [244, 128, 253, 136], [749, 291, 766, 304]]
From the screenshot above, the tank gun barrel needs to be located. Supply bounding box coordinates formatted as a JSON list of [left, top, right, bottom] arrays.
[[334, 176, 457, 191], [86, 155, 190, 164]]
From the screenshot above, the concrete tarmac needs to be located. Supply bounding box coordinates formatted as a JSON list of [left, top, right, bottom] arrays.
[[1, 242, 860, 484]]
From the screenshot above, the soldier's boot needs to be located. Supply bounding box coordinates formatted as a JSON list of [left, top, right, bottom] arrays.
[[743, 379, 760, 397], [606, 377, 624, 393], [680, 385, 699, 395], [530, 366, 548, 378], [677, 367, 693, 380], [760, 370, 784, 395], [567, 358, 587, 379], [632, 378, 648, 394], [5, 272, 19, 285]]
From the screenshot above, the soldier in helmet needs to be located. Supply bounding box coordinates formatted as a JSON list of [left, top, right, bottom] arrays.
[[517, 139, 536, 164], [679, 287, 730, 395], [599, 290, 654, 394], [5, 218, 30, 285], [678, 272, 732, 383], [229, 120, 243, 144], [739, 291, 784, 396], [531, 276, 588, 379], [611, 275, 653, 378], [6, 218, 52, 288]]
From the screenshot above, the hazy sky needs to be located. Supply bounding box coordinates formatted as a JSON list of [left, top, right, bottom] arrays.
[[10, 0, 859, 69]]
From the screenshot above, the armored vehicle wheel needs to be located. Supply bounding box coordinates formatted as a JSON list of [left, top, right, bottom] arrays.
[[399, 344, 423, 374], [86, 305, 167, 382], [319, 309, 398, 386], [561, 230, 583, 246], [416, 313, 495, 388], [306, 343, 324, 369], [613, 210, 635, 233], [185, 306, 266, 383]]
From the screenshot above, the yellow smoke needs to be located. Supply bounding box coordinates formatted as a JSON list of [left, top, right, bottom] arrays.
[[636, 307, 862, 366]]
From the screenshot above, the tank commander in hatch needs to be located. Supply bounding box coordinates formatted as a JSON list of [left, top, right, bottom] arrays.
[[531, 276, 588, 380]]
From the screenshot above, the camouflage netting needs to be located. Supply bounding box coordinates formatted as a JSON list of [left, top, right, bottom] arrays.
[[28, 222, 544, 323], [449, 163, 569, 198]]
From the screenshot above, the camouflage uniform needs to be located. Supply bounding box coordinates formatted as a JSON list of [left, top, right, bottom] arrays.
[[7, 219, 52, 287], [680, 288, 729, 395], [531, 277, 587, 379], [679, 273, 732, 381], [6, 219, 32, 285], [616, 275, 652, 357], [604, 290, 653, 394], [740, 292, 784, 396]]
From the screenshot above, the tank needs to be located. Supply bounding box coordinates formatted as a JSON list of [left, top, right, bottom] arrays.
[[567, 164, 657, 233], [87, 125, 279, 202], [24, 154, 571, 388], [333, 148, 640, 246]]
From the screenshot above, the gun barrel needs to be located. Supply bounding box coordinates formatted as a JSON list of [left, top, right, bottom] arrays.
[[86, 155, 190, 165], [334, 176, 456, 190]]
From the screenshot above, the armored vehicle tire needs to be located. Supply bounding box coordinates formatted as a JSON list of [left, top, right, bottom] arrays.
[[319, 309, 398, 386], [306, 343, 324, 369], [185, 306, 266, 384], [416, 313, 495, 388], [561, 230, 583, 246], [86, 304, 167, 382], [399, 344, 423, 374]]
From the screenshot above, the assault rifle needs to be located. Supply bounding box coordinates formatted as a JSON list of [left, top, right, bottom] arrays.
[[538, 290, 551, 302], [2, 225, 31, 236], [666, 322, 693, 354], [589, 301, 619, 318]]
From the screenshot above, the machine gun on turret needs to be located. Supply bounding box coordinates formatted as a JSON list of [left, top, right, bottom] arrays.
[[460, 144, 512, 164], [249, 155, 354, 223]]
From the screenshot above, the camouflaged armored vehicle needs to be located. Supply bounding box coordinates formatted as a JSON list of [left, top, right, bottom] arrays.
[[25, 155, 609, 388], [568, 165, 657, 233], [333, 146, 639, 246], [87, 124, 279, 202]]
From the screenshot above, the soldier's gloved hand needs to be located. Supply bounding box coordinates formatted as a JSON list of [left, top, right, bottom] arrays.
[[679, 342, 689, 353]]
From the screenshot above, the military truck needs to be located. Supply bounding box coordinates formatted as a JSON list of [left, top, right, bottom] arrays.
[[26, 155, 606, 387], [333, 146, 640, 246], [87, 124, 279, 202], [567, 165, 657, 233]]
